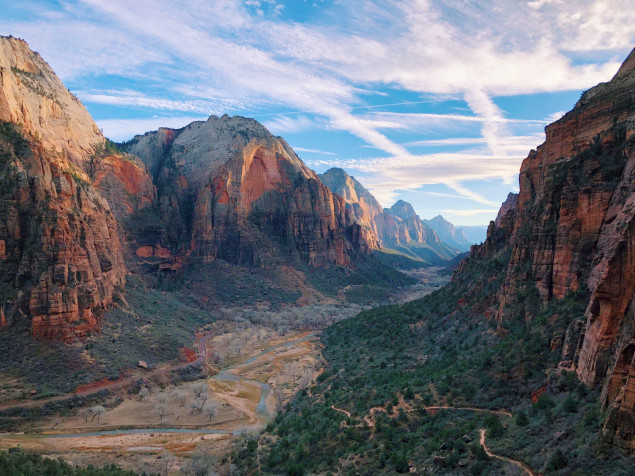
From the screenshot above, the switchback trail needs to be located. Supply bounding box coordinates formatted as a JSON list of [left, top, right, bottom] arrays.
[[479, 428, 537, 476], [332, 402, 534, 473], [330, 405, 351, 418]]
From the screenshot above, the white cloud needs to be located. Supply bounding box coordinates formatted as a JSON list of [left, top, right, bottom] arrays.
[[309, 151, 524, 205], [263, 115, 319, 134], [406, 134, 545, 148], [78, 90, 241, 114]]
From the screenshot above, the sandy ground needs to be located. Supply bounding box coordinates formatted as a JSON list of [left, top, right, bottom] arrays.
[[0, 330, 322, 474]]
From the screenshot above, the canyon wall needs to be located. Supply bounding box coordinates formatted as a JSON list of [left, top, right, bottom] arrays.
[[465, 47, 635, 446], [0, 36, 127, 339]]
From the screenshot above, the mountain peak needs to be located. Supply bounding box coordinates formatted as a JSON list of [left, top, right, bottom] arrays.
[[389, 200, 417, 220], [613, 46, 635, 80], [0, 36, 103, 163]]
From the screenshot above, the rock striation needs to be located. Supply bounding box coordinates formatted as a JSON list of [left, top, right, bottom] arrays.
[[461, 47, 635, 446], [0, 36, 126, 339], [124, 116, 369, 268]]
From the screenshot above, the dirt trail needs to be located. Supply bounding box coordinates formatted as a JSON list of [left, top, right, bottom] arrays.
[[425, 406, 512, 417], [330, 405, 351, 418], [479, 429, 537, 476]]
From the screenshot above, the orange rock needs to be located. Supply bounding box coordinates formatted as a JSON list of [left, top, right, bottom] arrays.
[[531, 386, 547, 404], [136, 246, 155, 258]]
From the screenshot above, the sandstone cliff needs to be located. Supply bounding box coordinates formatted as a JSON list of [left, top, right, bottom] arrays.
[[124, 116, 370, 268], [462, 47, 635, 446], [0, 36, 126, 339], [319, 167, 382, 249], [0, 36, 103, 165]]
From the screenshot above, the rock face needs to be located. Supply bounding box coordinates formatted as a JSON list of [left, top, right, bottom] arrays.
[[319, 168, 460, 263], [463, 47, 635, 446], [0, 37, 103, 165], [423, 215, 472, 252], [0, 36, 126, 339], [319, 168, 382, 249], [494, 193, 518, 228], [124, 116, 369, 268]]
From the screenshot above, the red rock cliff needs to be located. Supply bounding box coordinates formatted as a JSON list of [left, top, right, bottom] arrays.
[[469, 47, 635, 446], [0, 36, 126, 339], [125, 116, 370, 268]]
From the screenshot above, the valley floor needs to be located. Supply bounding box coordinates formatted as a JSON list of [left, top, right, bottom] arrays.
[[0, 330, 321, 474], [0, 265, 451, 474]]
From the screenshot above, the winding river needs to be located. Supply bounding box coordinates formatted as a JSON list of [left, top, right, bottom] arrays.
[[34, 332, 317, 440]]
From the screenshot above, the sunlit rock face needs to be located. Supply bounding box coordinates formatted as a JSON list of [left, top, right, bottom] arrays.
[[0, 36, 126, 340], [319, 168, 461, 262], [467, 47, 635, 447], [125, 115, 370, 268]]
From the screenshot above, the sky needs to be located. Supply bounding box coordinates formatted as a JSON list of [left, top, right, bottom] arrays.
[[1, 1, 633, 225]]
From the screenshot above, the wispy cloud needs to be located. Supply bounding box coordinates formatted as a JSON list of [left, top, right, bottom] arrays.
[[308, 151, 523, 205], [263, 115, 319, 134], [3, 0, 632, 222], [441, 209, 501, 217], [293, 147, 336, 156], [78, 90, 243, 114]]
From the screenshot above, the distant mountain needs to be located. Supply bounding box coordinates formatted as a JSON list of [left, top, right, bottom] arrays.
[[423, 215, 472, 252], [320, 168, 462, 265], [456, 224, 488, 245]]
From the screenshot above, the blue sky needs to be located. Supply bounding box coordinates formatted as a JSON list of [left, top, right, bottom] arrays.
[[2, 1, 633, 225]]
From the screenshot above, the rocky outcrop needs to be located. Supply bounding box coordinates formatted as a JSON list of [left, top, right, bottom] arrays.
[[0, 37, 126, 340], [0, 36, 103, 165], [494, 193, 518, 228], [319, 168, 382, 249], [465, 47, 635, 446], [124, 116, 369, 268]]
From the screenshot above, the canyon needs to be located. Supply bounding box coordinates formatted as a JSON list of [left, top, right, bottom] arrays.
[[0, 34, 634, 474]]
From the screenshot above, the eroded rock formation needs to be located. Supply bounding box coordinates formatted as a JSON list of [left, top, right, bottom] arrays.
[[319, 168, 460, 263], [466, 47, 635, 446], [0, 36, 126, 339], [124, 116, 369, 268]]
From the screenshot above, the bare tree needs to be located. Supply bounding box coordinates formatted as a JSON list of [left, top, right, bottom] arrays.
[[192, 382, 207, 399], [160, 449, 173, 476], [274, 389, 285, 412], [176, 392, 187, 407], [156, 404, 168, 420], [78, 408, 91, 423], [157, 392, 167, 404], [204, 404, 216, 422], [90, 405, 106, 423], [199, 391, 208, 407], [190, 399, 204, 414]]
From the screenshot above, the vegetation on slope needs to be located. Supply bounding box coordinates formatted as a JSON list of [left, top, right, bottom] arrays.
[[0, 448, 142, 476], [234, 247, 633, 475]]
